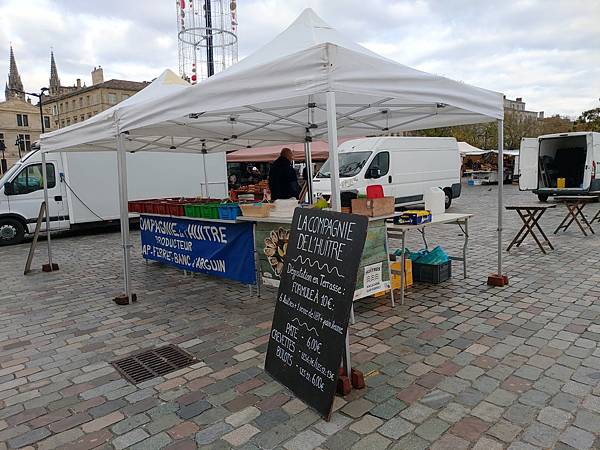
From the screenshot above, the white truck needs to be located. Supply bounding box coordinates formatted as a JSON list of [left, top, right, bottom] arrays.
[[519, 132, 600, 201], [0, 149, 228, 245], [312, 136, 462, 209]]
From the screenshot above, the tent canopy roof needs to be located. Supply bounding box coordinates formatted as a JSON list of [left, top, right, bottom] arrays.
[[42, 9, 503, 155], [226, 141, 331, 163]]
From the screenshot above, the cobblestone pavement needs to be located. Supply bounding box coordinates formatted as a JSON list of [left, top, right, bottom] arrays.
[[2, 183, 600, 450]]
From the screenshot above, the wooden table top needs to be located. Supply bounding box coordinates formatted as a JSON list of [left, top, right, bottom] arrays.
[[505, 204, 557, 210], [554, 195, 599, 202]]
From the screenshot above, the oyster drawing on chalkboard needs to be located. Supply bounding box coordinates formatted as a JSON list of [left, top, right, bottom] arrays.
[[264, 227, 289, 276]]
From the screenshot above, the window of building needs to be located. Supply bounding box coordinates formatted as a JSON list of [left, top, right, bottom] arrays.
[[61, 120, 65, 127], [122, 94, 129, 100], [59, 103, 64, 113], [80, 115, 85, 122], [86, 95, 91, 106], [72, 99, 76, 109], [107, 93, 117, 104], [52, 104, 59, 115], [0, 133, 4, 150], [17, 134, 31, 153], [87, 113, 92, 119], [54, 120, 59, 127], [66, 118, 71, 126], [16, 114, 29, 127], [43, 116, 51, 130], [73, 116, 78, 123], [79, 97, 83, 107], [93, 110, 98, 115], [8, 163, 56, 195]]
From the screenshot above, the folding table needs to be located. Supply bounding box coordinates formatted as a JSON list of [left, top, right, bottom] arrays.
[[385, 213, 472, 306], [586, 191, 600, 225], [553, 195, 598, 236], [505, 204, 556, 254]]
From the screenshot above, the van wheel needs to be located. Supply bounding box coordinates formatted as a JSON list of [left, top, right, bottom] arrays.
[[0, 218, 25, 246], [444, 188, 452, 209], [537, 194, 549, 202]]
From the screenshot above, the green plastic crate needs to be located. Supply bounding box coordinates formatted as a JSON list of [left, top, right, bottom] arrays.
[[184, 204, 202, 218], [200, 203, 220, 219]]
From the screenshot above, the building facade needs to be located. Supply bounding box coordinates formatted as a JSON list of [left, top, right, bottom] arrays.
[[43, 67, 148, 129], [504, 96, 544, 121]]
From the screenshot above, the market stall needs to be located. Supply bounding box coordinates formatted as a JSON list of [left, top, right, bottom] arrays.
[[41, 8, 506, 303]]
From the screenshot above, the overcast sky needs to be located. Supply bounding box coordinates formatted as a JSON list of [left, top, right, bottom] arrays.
[[0, 0, 598, 117]]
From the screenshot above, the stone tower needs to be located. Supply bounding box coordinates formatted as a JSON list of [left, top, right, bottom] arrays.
[[4, 46, 25, 101], [49, 50, 61, 96]]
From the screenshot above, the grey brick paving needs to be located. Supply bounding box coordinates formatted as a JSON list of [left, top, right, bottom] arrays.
[[2, 184, 600, 448]]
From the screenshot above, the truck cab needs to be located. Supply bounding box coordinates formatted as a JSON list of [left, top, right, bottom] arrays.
[[519, 132, 600, 201], [0, 150, 69, 245]]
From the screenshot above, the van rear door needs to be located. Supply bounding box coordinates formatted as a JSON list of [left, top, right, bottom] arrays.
[[519, 138, 539, 190]]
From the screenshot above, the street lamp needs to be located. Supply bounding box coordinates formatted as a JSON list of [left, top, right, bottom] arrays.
[[10, 87, 50, 133]]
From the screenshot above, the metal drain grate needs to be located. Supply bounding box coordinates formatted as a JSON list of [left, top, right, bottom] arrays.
[[112, 344, 196, 384]]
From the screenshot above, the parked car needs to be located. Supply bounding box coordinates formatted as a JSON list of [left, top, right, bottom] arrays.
[[312, 136, 461, 209], [0, 148, 228, 245], [519, 132, 600, 201]]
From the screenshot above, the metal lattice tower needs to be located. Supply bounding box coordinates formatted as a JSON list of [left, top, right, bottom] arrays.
[[176, 0, 238, 84]]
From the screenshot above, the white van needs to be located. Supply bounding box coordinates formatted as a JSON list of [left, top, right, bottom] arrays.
[[0, 149, 228, 245], [519, 132, 600, 201], [312, 137, 461, 209]]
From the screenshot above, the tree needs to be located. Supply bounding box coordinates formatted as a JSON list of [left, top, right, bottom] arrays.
[[574, 107, 600, 132]]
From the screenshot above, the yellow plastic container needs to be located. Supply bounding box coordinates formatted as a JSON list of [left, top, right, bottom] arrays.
[[391, 259, 413, 289], [557, 178, 566, 188]]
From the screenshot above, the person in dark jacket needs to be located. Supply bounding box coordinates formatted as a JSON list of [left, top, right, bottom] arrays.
[[268, 148, 300, 200]]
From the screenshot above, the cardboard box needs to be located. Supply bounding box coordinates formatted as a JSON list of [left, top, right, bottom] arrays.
[[351, 197, 395, 217]]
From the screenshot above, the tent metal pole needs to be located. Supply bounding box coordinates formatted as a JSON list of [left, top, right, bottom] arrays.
[[303, 140, 313, 203], [202, 153, 209, 197], [326, 91, 341, 212], [41, 152, 54, 270], [116, 132, 133, 304], [497, 119, 504, 276]]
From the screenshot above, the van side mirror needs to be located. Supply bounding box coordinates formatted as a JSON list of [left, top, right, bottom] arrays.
[[367, 167, 381, 179], [3, 181, 14, 195]]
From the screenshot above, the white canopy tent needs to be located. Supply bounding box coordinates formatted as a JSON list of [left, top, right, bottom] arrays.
[[42, 8, 507, 303], [459, 141, 488, 157]]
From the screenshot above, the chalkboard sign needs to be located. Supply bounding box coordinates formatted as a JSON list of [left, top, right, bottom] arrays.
[[265, 208, 368, 419]]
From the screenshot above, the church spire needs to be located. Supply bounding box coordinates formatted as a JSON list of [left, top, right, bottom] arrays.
[[5, 45, 25, 101], [49, 49, 61, 96]]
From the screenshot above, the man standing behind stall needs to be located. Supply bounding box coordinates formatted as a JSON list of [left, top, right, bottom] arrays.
[[268, 148, 300, 200]]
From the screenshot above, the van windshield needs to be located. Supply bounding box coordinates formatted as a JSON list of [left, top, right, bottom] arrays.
[[316, 151, 372, 178]]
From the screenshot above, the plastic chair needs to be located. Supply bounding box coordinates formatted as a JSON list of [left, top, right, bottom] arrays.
[[367, 185, 384, 199]]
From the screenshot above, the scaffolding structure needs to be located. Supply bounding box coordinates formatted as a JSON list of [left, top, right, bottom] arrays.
[[176, 0, 238, 83]]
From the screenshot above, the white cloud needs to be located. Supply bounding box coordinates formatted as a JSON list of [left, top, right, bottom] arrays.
[[0, 0, 598, 117]]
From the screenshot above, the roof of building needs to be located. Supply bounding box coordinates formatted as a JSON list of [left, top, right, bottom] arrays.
[[0, 98, 39, 112], [44, 79, 151, 103]]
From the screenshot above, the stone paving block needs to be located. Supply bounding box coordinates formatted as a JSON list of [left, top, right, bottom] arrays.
[[7, 427, 52, 448], [573, 409, 600, 433], [369, 397, 407, 419], [471, 401, 504, 422], [37, 428, 84, 450], [195, 421, 233, 446], [551, 392, 582, 413], [429, 433, 469, 450], [251, 423, 295, 449], [350, 433, 391, 450], [312, 412, 351, 436], [400, 403, 435, 424], [378, 416, 415, 439], [254, 408, 289, 430], [537, 406, 573, 429], [225, 406, 261, 427], [414, 417, 451, 441], [145, 412, 182, 434], [283, 429, 326, 450], [113, 428, 150, 450], [222, 423, 260, 447], [348, 414, 383, 434], [522, 421, 560, 448], [340, 398, 373, 418], [559, 426, 595, 450], [488, 419, 522, 442], [324, 429, 360, 450], [472, 436, 504, 450], [129, 431, 172, 450]]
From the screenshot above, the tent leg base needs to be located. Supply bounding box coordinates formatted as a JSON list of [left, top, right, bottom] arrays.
[[351, 368, 365, 389], [113, 293, 138, 305], [337, 375, 351, 396], [487, 274, 509, 286], [42, 263, 59, 272]]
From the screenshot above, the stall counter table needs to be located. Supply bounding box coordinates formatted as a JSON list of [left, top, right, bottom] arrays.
[[238, 213, 399, 302], [385, 213, 473, 306]]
